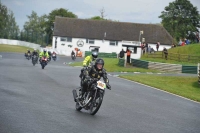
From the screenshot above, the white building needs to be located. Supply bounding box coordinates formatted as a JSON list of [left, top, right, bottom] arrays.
[[52, 17, 173, 59]]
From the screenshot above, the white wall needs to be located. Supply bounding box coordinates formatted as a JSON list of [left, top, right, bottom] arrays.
[[52, 36, 145, 58], [0, 39, 42, 51]]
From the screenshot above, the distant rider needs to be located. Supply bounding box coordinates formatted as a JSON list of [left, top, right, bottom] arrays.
[[39, 49, 49, 63], [32, 49, 39, 63]]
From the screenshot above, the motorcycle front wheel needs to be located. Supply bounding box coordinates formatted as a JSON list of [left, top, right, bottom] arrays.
[[89, 92, 103, 115], [76, 102, 82, 111]]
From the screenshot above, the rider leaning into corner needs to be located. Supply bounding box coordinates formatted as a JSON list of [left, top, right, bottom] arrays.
[[79, 51, 98, 78], [39, 49, 49, 63], [80, 58, 111, 99]]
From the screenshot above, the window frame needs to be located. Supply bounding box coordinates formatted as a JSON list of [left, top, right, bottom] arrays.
[[109, 41, 118, 46], [86, 39, 95, 44], [60, 37, 72, 42]]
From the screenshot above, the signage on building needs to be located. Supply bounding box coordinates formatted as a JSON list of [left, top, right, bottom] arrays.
[[77, 40, 84, 47]]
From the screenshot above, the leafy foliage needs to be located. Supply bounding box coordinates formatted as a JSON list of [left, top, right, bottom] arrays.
[[159, 0, 200, 42], [45, 8, 77, 45], [0, 1, 19, 39]]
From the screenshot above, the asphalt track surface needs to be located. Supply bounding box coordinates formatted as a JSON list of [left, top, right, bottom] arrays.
[[0, 52, 200, 133]]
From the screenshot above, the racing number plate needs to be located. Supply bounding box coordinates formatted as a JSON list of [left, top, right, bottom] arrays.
[[97, 81, 106, 90]]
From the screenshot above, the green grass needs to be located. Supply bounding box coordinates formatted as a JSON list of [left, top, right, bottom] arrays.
[[120, 75, 200, 102], [141, 43, 200, 66], [70, 58, 160, 73], [169, 44, 200, 56], [0, 44, 34, 53]]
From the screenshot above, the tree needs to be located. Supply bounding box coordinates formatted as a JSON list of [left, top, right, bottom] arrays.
[[99, 7, 107, 19], [90, 16, 106, 20], [159, 0, 200, 42], [23, 11, 47, 44], [0, 1, 19, 39], [46, 8, 77, 45], [0, 1, 8, 38], [6, 10, 20, 39]]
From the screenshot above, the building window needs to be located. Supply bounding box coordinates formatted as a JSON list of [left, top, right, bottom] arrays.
[[110, 41, 118, 46], [86, 39, 95, 44], [60, 37, 72, 42]]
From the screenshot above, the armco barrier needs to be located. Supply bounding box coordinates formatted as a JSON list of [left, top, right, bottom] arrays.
[[0, 39, 41, 51], [131, 59, 149, 69], [182, 66, 197, 74], [131, 59, 197, 74], [118, 59, 125, 67], [148, 62, 182, 73]]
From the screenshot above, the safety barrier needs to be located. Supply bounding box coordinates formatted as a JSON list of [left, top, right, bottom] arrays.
[[131, 59, 197, 74]]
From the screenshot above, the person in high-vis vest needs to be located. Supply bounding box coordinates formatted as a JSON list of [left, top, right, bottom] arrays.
[[126, 48, 131, 63], [79, 51, 98, 78]]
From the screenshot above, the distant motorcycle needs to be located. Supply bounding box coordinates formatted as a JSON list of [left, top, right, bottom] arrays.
[[48, 56, 51, 62], [52, 53, 56, 61], [41, 56, 48, 69], [32, 55, 38, 66], [71, 54, 76, 61], [26, 53, 31, 60], [72, 78, 111, 115]]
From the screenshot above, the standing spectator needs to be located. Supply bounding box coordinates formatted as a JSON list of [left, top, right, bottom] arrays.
[[145, 43, 148, 53], [126, 48, 131, 63], [119, 49, 126, 58], [178, 39, 182, 46], [185, 39, 190, 45], [163, 47, 168, 60], [148, 46, 151, 53], [141, 43, 145, 54], [156, 41, 160, 51], [181, 39, 185, 46], [196, 32, 199, 43]]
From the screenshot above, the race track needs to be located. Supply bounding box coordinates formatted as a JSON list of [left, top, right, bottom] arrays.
[[0, 52, 200, 133]]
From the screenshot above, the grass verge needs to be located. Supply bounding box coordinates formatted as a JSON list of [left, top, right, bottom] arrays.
[[141, 44, 200, 66], [119, 74, 200, 102], [0, 44, 33, 53], [70, 58, 161, 73]]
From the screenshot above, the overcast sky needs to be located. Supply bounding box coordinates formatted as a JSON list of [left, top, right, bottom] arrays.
[[2, 0, 200, 30]]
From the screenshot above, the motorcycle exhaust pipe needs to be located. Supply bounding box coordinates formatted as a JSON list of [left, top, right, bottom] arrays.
[[72, 89, 78, 102]]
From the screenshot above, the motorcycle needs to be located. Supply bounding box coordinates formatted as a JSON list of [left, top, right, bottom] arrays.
[[52, 54, 56, 61], [72, 79, 110, 115], [48, 56, 51, 62], [41, 56, 48, 69], [32, 55, 38, 66], [26, 53, 31, 60], [71, 54, 76, 61]]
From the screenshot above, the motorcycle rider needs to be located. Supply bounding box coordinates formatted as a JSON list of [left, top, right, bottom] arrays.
[[39, 49, 49, 63], [80, 58, 111, 98], [52, 51, 57, 59], [32, 49, 39, 63], [71, 50, 76, 59], [25, 49, 31, 57], [79, 51, 98, 78], [48, 51, 52, 61]]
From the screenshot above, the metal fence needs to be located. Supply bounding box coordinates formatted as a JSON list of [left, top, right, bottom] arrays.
[[147, 52, 200, 63]]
